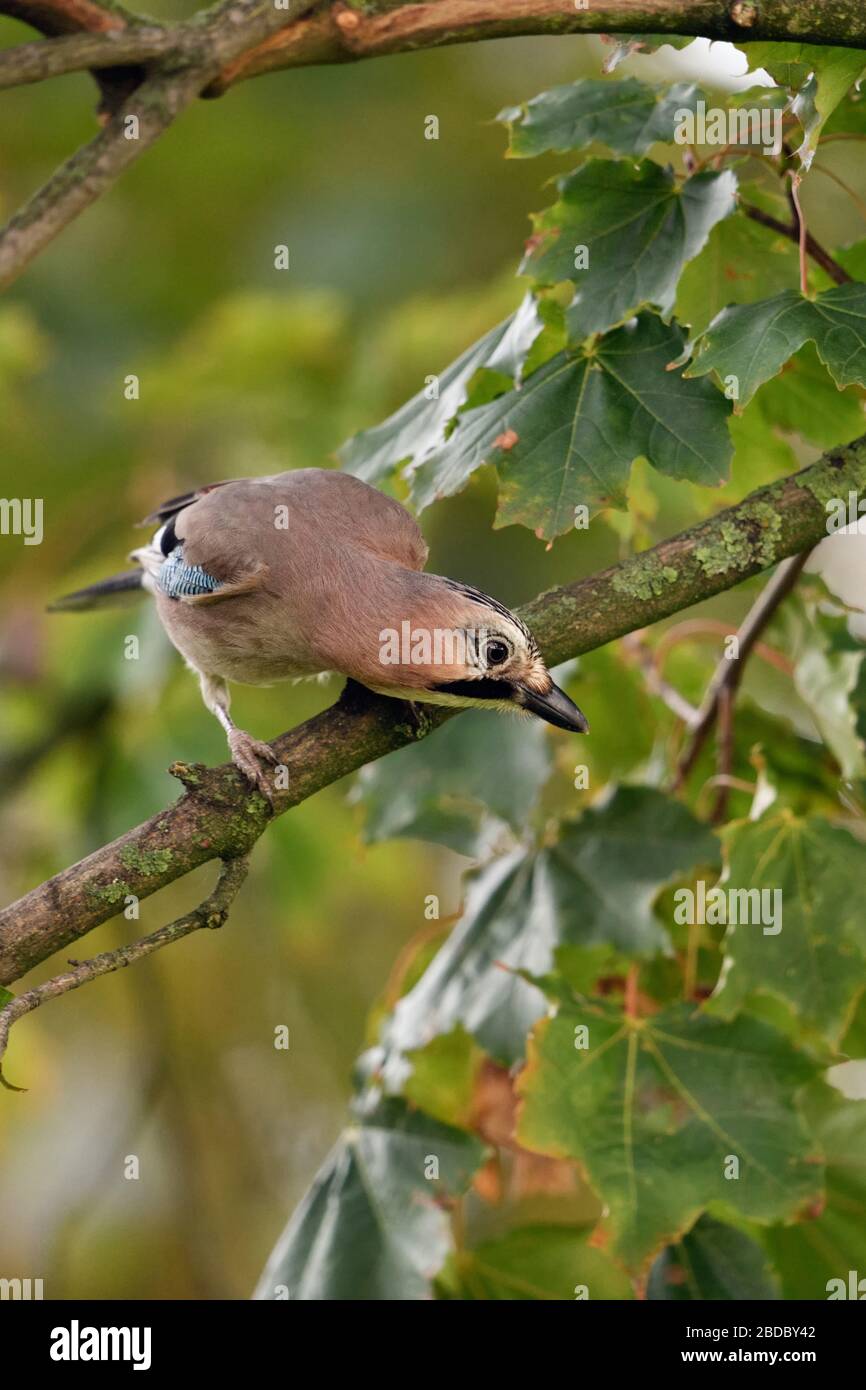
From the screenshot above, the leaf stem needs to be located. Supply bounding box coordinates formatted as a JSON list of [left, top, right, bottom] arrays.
[[788, 173, 810, 296]]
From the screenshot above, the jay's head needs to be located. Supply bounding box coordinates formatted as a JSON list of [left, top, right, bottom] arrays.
[[370, 578, 589, 734]]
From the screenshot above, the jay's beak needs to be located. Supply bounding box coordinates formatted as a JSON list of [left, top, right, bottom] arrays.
[[517, 680, 589, 733]]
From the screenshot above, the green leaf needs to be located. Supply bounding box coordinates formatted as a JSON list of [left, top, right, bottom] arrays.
[[648, 1216, 780, 1300], [686, 284, 866, 408], [0, 986, 13, 1007], [675, 209, 801, 337], [757, 343, 866, 448], [740, 42, 866, 168], [412, 314, 731, 540], [351, 707, 551, 854], [522, 160, 737, 339], [518, 999, 822, 1271], [382, 851, 553, 1066], [765, 1089, 866, 1298], [792, 64, 866, 168], [794, 627, 865, 779], [707, 814, 866, 1045], [823, 89, 866, 138], [338, 295, 541, 483], [838, 238, 866, 281], [253, 1098, 484, 1300], [381, 788, 719, 1064], [498, 78, 703, 159], [439, 1225, 634, 1300], [544, 787, 720, 957], [403, 1027, 485, 1130], [601, 34, 693, 73]]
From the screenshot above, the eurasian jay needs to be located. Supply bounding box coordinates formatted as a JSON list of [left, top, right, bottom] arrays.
[[51, 470, 588, 793]]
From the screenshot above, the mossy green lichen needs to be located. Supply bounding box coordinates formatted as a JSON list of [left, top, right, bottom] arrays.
[[86, 880, 132, 907], [695, 501, 782, 577], [612, 558, 679, 602], [794, 443, 866, 509], [119, 845, 175, 877]]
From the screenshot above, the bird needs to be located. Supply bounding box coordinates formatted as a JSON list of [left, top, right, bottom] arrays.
[[50, 469, 588, 796]]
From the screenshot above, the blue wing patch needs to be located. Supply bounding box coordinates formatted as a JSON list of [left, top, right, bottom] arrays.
[[158, 546, 221, 600]]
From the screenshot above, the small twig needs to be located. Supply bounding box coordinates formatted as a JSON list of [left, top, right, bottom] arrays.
[[652, 619, 793, 676], [696, 774, 758, 819], [620, 632, 698, 724], [740, 201, 852, 286], [672, 552, 811, 793], [788, 173, 809, 296], [819, 132, 866, 145], [0, 855, 249, 1090], [709, 685, 736, 823], [683, 922, 698, 1002]]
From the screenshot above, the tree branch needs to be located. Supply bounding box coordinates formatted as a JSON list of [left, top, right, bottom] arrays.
[[0, 0, 165, 111], [2, 437, 863, 987], [1, 0, 141, 30], [0, 0, 316, 288], [207, 0, 866, 96], [4, 0, 866, 285], [0, 26, 173, 89], [0, 66, 206, 289], [10, 0, 866, 98], [0, 854, 249, 1090]]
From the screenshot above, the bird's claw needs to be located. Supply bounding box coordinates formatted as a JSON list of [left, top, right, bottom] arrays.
[[228, 730, 279, 804]]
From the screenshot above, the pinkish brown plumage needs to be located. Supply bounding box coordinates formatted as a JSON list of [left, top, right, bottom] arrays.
[[51, 469, 588, 796]]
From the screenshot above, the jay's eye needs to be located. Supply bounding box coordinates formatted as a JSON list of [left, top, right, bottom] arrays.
[[484, 639, 510, 667]]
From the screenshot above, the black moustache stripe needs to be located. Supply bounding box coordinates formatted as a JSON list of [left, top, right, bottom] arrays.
[[432, 678, 513, 700]]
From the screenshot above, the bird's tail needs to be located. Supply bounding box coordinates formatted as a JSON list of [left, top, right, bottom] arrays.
[[47, 570, 145, 612]]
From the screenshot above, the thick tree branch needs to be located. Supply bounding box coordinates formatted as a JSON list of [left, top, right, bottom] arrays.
[[207, 1, 866, 95], [8, 1, 866, 95], [4, 0, 866, 285], [0, 855, 249, 1090], [1, 437, 863, 987]]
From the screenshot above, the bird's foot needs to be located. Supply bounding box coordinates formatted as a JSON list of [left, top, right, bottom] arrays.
[[228, 729, 279, 803]]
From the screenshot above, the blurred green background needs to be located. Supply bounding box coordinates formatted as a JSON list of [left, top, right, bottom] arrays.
[[2, 10, 865, 1298], [0, 11, 611, 1300]]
